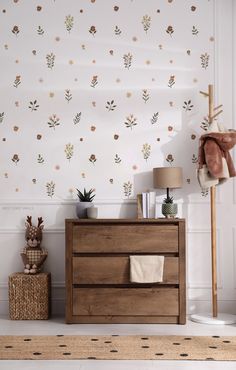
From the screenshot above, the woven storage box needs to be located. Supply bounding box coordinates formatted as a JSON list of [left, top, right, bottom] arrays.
[[8, 272, 51, 320]]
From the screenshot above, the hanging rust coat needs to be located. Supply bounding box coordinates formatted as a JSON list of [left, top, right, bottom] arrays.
[[198, 131, 236, 182]]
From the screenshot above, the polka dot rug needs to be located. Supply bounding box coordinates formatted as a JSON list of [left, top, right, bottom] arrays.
[[0, 335, 235, 360]]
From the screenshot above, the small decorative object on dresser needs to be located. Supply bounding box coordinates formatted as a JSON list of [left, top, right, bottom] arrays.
[[86, 206, 98, 219], [65, 218, 186, 324], [153, 167, 183, 218], [162, 196, 177, 218], [76, 188, 96, 218]]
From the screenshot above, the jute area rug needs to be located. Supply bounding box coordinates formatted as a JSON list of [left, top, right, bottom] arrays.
[[0, 335, 235, 361]]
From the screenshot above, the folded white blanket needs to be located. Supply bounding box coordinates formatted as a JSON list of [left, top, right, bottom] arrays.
[[130, 255, 164, 283]]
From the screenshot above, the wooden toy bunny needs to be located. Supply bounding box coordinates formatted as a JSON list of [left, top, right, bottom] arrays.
[[21, 216, 48, 274]]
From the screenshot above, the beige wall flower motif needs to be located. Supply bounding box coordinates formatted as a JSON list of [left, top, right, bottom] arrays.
[[125, 114, 137, 130], [46, 181, 55, 197], [123, 181, 132, 198], [142, 15, 151, 33], [90, 76, 98, 87], [200, 53, 210, 69], [89, 26, 97, 36], [13, 75, 21, 88], [142, 143, 151, 161], [46, 53, 55, 69], [65, 143, 74, 161], [65, 15, 74, 33], [89, 154, 97, 164], [48, 114, 60, 129], [168, 75, 175, 88], [114, 26, 121, 35], [123, 53, 133, 69], [0, 112, 4, 123], [166, 154, 174, 164], [166, 25, 174, 36], [12, 25, 19, 35], [12, 154, 19, 164]]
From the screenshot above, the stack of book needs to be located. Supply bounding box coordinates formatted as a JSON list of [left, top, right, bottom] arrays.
[[137, 192, 156, 219]]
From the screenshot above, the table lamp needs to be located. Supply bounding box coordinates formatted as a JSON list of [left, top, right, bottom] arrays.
[[153, 167, 183, 218]]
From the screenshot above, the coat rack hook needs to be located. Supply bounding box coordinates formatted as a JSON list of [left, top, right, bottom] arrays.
[[200, 90, 209, 97], [210, 110, 223, 121], [214, 104, 223, 111]]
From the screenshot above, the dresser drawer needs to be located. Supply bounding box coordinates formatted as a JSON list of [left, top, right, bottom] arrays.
[[72, 225, 178, 253], [73, 256, 179, 285], [73, 288, 179, 316]]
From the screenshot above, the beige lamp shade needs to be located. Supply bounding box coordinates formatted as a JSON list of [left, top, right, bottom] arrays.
[[153, 167, 183, 189]]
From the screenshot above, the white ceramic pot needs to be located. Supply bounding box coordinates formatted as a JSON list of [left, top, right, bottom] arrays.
[[87, 207, 98, 219], [76, 202, 93, 218]]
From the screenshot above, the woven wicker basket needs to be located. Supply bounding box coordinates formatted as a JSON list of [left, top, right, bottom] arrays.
[[8, 272, 51, 320]]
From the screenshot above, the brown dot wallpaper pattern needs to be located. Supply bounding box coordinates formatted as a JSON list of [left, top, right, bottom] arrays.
[[0, 0, 214, 200]]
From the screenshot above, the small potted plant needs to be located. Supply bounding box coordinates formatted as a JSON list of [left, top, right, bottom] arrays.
[[162, 196, 178, 218], [76, 188, 96, 218]]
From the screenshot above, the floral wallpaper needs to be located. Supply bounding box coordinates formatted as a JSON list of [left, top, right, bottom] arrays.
[[0, 0, 214, 200]]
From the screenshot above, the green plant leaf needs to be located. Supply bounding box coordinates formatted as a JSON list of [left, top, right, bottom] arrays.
[[76, 188, 95, 201]]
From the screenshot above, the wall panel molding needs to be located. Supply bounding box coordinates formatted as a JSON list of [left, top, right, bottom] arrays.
[[187, 228, 223, 289], [0, 198, 136, 206], [0, 198, 223, 207]]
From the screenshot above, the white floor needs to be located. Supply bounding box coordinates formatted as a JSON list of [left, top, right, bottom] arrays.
[[0, 316, 236, 370]]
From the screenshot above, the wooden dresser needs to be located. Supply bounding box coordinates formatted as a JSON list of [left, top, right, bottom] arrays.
[[65, 219, 186, 324]]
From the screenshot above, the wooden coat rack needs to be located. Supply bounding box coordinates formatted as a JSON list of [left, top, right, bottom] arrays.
[[191, 85, 236, 324], [199, 84, 223, 318]]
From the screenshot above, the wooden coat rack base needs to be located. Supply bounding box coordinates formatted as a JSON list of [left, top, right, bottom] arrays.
[[191, 313, 236, 325]]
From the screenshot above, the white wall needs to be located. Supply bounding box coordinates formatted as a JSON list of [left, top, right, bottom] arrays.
[[0, 0, 235, 316]]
